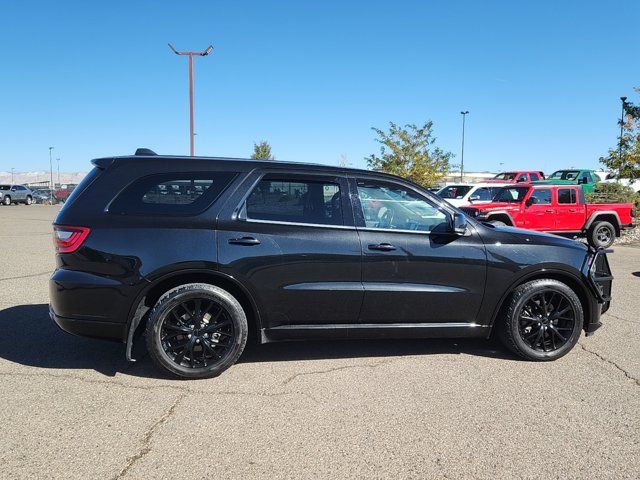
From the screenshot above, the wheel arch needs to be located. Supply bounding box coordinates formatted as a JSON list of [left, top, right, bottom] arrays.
[[486, 268, 592, 338], [125, 269, 263, 361], [585, 212, 621, 236], [486, 212, 514, 226]]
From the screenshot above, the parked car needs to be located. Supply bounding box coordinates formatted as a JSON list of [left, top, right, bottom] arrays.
[[535, 169, 599, 193], [31, 188, 54, 204], [486, 171, 545, 183], [50, 150, 613, 379], [460, 184, 635, 248], [436, 182, 509, 207], [0, 184, 34, 205], [54, 184, 77, 203], [601, 172, 640, 193]]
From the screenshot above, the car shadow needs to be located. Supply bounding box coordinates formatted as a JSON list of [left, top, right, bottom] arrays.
[[0, 304, 518, 379], [632, 272, 640, 278]]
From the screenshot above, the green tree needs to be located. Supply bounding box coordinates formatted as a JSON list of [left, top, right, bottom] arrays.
[[251, 140, 275, 160], [366, 121, 453, 187], [599, 87, 640, 179]]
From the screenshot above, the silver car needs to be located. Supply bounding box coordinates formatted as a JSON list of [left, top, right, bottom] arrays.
[[0, 184, 34, 205]]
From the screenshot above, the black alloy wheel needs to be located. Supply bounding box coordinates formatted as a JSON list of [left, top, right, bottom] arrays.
[[160, 298, 235, 369], [517, 290, 576, 352], [146, 283, 248, 379], [499, 279, 583, 361]]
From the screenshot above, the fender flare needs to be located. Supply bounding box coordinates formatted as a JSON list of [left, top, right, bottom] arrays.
[[485, 211, 515, 226], [584, 211, 621, 231], [124, 268, 263, 361]]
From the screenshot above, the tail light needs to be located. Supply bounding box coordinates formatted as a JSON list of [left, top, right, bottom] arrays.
[[53, 225, 91, 253]]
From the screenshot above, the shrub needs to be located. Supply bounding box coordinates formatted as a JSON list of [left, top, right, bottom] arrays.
[[586, 182, 640, 209]]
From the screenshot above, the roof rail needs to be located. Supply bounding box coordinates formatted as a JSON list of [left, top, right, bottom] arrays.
[[134, 148, 157, 156]]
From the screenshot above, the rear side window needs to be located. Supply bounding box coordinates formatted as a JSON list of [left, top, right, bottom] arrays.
[[530, 173, 540, 181], [246, 177, 343, 226], [0, 185, 9, 191], [557, 188, 577, 204], [109, 172, 237, 216], [530, 189, 551, 204]]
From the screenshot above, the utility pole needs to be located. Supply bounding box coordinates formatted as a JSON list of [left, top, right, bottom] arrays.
[[460, 111, 469, 182], [168, 43, 214, 156], [56, 158, 60, 185], [11, 168, 15, 184], [49, 147, 54, 202], [619, 96, 627, 178]]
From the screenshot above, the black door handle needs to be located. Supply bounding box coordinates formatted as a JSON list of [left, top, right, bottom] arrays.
[[228, 236, 261, 246], [368, 243, 396, 251]]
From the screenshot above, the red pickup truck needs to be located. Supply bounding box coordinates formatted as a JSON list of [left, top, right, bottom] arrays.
[[460, 184, 636, 248], [486, 170, 545, 183]]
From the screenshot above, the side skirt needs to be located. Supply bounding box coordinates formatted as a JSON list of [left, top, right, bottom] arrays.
[[261, 322, 488, 343]]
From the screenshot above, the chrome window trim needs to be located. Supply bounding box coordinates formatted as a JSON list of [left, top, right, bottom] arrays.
[[243, 217, 356, 230]]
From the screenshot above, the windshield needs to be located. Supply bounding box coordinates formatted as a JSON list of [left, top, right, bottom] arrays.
[[548, 170, 580, 181], [493, 172, 517, 181], [437, 185, 473, 199], [493, 186, 530, 203]]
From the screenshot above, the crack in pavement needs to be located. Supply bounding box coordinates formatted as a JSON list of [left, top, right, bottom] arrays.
[[0, 369, 309, 399], [603, 312, 640, 325], [112, 391, 188, 480], [0, 271, 53, 282], [578, 343, 640, 386], [279, 357, 399, 387]]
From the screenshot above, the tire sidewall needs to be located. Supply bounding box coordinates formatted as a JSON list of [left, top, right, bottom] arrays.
[[3, 196, 11, 206], [26, 196, 32, 205], [505, 280, 583, 361], [146, 283, 248, 379]]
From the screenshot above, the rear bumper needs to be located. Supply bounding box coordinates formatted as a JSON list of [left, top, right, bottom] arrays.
[[49, 305, 126, 341]]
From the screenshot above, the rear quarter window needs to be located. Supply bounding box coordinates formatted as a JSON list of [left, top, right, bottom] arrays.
[[109, 172, 237, 216]]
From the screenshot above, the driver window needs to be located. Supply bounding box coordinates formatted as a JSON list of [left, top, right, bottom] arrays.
[[356, 180, 447, 232]]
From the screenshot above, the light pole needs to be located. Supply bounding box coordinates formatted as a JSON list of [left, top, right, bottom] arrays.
[[168, 43, 214, 156], [11, 168, 15, 184], [49, 147, 54, 203], [619, 97, 627, 176], [460, 111, 469, 181], [56, 158, 60, 185]]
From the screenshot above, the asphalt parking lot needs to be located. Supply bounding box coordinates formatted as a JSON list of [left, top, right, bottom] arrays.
[[0, 205, 638, 479]]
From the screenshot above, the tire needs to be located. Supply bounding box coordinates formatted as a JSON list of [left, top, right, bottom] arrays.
[[587, 221, 616, 249], [25, 196, 33, 205], [2, 195, 11, 206], [489, 219, 507, 226], [498, 279, 583, 361], [145, 283, 248, 379]]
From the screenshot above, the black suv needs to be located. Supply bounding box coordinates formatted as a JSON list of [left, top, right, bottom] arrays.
[[50, 151, 613, 379]]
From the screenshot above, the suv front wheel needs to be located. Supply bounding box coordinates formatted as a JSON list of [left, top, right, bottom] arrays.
[[498, 279, 583, 361], [145, 283, 248, 379]]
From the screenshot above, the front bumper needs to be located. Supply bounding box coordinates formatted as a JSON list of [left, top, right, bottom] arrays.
[[582, 248, 613, 335]]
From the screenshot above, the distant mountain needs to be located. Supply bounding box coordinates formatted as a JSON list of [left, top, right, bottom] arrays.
[[0, 171, 87, 186]]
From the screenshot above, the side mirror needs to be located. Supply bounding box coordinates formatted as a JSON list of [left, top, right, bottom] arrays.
[[525, 196, 537, 207], [452, 213, 467, 235]]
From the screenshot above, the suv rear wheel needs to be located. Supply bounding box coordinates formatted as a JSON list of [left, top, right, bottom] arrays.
[[145, 283, 248, 379], [25, 195, 33, 205], [2, 195, 11, 206], [498, 279, 583, 361]]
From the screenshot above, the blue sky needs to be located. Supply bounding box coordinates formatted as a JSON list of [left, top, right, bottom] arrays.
[[0, 0, 638, 174]]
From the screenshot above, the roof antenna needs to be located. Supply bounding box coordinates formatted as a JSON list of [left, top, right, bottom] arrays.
[[135, 148, 157, 156]]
